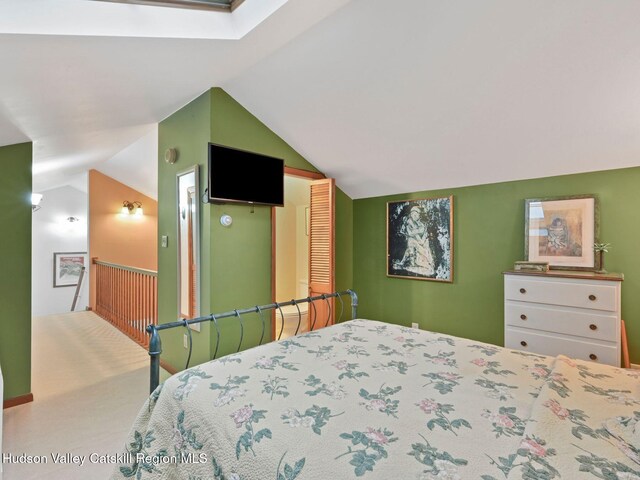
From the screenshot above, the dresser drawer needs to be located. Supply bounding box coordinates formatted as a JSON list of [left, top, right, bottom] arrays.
[[505, 276, 618, 312], [505, 302, 618, 342], [505, 327, 619, 366]]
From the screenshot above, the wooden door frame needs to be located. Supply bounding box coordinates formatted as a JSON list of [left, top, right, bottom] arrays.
[[271, 167, 326, 341]]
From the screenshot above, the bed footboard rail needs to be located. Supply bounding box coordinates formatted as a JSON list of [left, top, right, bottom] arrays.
[[147, 290, 358, 393]]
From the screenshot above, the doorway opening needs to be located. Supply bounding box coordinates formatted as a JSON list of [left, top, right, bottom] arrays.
[[274, 175, 312, 340]]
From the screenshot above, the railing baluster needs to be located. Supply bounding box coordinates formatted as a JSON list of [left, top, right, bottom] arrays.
[[129, 270, 133, 336], [116, 267, 119, 328], [111, 265, 114, 324], [112, 266, 116, 325], [124, 269, 128, 334], [92, 260, 157, 350], [102, 265, 105, 321], [107, 266, 110, 322], [135, 273, 138, 339], [126, 270, 130, 337], [118, 268, 122, 331], [137, 273, 142, 343], [143, 274, 148, 347], [108, 266, 112, 322], [112, 265, 115, 324], [131, 272, 135, 339], [126, 271, 129, 331], [128, 271, 133, 338], [143, 274, 147, 347]]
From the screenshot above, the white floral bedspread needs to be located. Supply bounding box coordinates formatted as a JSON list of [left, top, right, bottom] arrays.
[[111, 320, 640, 479]]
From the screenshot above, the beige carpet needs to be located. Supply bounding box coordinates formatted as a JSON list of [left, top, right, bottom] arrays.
[[2, 311, 168, 480]]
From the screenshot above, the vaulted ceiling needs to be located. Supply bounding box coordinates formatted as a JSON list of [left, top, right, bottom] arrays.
[[1, 0, 639, 199]]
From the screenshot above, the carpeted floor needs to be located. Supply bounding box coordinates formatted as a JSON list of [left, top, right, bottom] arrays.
[[2, 311, 164, 479]]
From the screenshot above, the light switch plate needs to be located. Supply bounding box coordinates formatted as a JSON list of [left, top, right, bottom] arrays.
[[161, 235, 169, 248]]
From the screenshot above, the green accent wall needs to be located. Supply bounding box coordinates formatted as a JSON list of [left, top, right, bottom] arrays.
[[210, 89, 316, 173], [0, 142, 32, 400], [158, 88, 354, 370], [158, 90, 213, 370], [353, 166, 640, 363], [336, 188, 354, 321], [208, 88, 319, 357]]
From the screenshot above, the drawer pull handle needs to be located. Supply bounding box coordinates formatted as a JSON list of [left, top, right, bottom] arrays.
[[519, 288, 527, 294], [588, 294, 597, 301], [589, 324, 597, 331], [520, 341, 528, 347], [520, 314, 527, 320], [589, 353, 598, 361]]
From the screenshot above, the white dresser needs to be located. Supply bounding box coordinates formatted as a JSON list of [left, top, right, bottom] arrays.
[[504, 270, 623, 367]]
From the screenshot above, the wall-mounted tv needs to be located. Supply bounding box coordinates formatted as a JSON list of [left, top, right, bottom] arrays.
[[208, 143, 284, 207]]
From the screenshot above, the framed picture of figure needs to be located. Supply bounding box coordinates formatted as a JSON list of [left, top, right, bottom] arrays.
[[387, 196, 453, 282], [524, 195, 598, 270]]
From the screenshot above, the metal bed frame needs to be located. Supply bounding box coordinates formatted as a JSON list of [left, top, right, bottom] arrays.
[[146, 290, 358, 392]]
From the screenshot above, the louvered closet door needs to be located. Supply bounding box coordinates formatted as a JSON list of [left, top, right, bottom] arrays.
[[309, 178, 335, 331]]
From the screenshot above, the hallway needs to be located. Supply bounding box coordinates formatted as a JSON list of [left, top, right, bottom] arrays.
[[3, 311, 156, 479]]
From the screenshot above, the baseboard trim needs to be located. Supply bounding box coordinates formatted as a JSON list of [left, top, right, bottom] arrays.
[[3, 393, 34, 409], [631, 363, 640, 370], [160, 359, 178, 376]]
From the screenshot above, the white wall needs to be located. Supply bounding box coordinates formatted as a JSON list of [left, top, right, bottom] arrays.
[[32, 184, 89, 316]]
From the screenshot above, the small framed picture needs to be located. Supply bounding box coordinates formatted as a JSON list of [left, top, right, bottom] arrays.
[[387, 196, 453, 282], [524, 195, 597, 270], [53, 252, 87, 288]]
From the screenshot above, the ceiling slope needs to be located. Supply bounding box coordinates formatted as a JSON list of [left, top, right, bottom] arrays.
[[223, 0, 640, 199], [0, 0, 352, 194], [1, 0, 640, 199]]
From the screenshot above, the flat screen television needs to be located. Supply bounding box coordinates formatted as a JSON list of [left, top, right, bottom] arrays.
[[208, 143, 284, 206]]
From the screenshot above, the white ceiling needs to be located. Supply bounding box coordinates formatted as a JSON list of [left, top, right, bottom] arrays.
[[1, 0, 640, 199], [94, 126, 158, 199], [0, 0, 352, 195], [0, 0, 287, 39]]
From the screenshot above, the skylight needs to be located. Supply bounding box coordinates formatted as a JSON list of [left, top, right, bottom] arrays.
[[0, 0, 287, 39], [92, 0, 243, 12]]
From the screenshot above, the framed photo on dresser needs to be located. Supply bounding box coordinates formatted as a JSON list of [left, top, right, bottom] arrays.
[[524, 195, 598, 270]]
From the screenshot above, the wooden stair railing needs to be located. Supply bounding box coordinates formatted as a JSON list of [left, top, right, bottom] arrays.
[[93, 258, 158, 348]]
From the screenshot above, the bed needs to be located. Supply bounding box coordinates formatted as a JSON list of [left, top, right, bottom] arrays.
[[111, 310, 640, 479]]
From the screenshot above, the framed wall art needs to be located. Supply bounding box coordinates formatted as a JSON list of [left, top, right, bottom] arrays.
[[524, 195, 598, 270], [387, 196, 453, 282], [53, 252, 87, 288]]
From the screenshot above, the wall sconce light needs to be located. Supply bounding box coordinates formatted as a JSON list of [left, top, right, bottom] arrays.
[[122, 200, 143, 216], [220, 214, 233, 227], [32, 193, 43, 212]]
